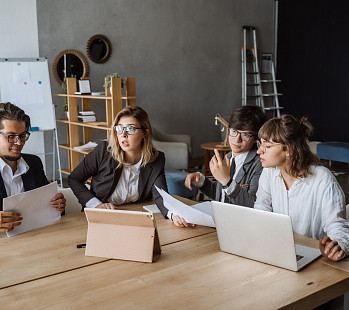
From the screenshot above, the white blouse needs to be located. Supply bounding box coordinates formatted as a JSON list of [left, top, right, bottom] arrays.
[[254, 165, 349, 256], [85, 156, 143, 208]]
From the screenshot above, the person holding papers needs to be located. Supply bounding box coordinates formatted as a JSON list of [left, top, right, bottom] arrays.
[[69, 106, 185, 227], [0, 102, 66, 233], [183, 106, 267, 227], [254, 114, 349, 262]]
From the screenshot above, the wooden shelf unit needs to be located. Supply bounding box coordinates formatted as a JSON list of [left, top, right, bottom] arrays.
[[56, 77, 136, 175]]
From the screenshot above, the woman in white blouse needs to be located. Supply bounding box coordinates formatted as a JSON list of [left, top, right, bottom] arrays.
[[254, 114, 349, 262], [68, 106, 173, 221]]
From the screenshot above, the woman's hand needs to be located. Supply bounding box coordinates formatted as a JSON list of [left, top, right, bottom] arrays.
[[319, 236, 345, 261], [96, 203, 118, 210], [172, 214, 196, 228]]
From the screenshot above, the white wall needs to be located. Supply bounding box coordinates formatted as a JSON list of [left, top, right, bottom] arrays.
[[0, 0, 39, 57]]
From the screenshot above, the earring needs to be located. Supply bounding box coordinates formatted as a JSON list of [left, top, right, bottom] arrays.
[[286, 155, 289, 160]]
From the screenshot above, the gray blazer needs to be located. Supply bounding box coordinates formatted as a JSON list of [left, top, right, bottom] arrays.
[[200, 145, 262, 207], [68, 141, 169, 218]]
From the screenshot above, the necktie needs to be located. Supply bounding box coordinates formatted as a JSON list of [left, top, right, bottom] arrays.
[[223, 156, 236, 203]]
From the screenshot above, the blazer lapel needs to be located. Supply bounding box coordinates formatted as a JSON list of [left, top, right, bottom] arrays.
[[138, 164, 153, 199], [234, 146, 258, 184]]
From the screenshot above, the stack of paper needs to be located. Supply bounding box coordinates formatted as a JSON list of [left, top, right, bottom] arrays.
[[74, 141, 98, 151], [155, 186, 215, 227], [78, 111, 96, 122]]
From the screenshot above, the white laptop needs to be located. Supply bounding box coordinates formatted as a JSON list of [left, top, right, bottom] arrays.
[[212, 201, 322, 271]]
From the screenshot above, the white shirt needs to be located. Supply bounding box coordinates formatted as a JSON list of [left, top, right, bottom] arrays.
[[254, 165, 349, 256], [85, 156, 143, 208], [0, 157, 29, 197], [194, 151, 249, 202]]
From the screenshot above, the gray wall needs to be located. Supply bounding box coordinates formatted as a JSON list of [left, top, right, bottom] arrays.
[[37, 0, 275, 168]]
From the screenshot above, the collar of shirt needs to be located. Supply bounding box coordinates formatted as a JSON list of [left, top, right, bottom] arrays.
[[123, 154, 143, 171], [232, 151, 249, 167], [0, 156, 29, 177]]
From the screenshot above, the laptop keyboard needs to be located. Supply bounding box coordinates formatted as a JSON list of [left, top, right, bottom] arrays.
[[296, 254, 304, 261]]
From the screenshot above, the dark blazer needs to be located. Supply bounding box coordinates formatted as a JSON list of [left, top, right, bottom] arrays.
[[200, 145, 263, 207], [0, 154, 49, 211], [68, 141, 169, 218]]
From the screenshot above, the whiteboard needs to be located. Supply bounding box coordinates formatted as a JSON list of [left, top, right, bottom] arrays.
[[0, 58, 56, 130]]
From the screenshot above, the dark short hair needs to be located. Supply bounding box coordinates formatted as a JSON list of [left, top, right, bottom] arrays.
[[0, 102, 31, 131], [229, 105, 268, 136]]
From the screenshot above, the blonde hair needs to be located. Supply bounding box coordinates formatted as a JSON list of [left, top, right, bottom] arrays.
[[107, 106, 158, 168], [258, 114, 321, 178]]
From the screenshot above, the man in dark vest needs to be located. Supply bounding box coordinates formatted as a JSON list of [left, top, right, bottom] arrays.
[[0, 102, 65, 233]]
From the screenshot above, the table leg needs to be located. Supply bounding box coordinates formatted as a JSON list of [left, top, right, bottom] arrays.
[[204, 149, 210, 176]]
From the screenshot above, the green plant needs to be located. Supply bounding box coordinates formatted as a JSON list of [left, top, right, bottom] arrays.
[[103, 73, 124, 89], [63, 101, 68, 112]]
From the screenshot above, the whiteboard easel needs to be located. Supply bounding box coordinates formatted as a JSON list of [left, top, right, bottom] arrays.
[[0, 58, 63, 186]]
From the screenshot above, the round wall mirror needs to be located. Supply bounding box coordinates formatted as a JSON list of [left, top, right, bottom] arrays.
[[52, 49, 89, 84], [86, 34, 112, 64]]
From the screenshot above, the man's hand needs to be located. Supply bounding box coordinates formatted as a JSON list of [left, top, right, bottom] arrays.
[[209, 149, 231, 185], [0, 211, 22, 232], [96, 203, 117, 210], [319, 236, 345, 262], [172, 214, 196, 228], [184, 172, 200, 190], [51, 193, 66, 213]]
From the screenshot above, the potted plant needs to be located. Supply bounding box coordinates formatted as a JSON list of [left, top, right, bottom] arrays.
[[103, 73, 124, 93]]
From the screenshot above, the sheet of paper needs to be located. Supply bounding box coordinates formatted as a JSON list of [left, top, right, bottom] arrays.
[[143, 204, 161, 213], [155, 186, 215, 227], [3, 182, 61, 237]]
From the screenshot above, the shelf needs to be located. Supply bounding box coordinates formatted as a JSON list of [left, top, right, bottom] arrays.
[[55, 93, 136, 100], [60, 168, 71, 175], [56, 77, 136, 173], [58, 143, 94, 155], [59, 168, 91, 184], [56, 119, 111, 130]]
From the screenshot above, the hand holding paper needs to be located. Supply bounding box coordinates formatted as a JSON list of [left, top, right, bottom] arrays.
[[155, 186, 215, 227], [0, 211, 23, 232], [3, 182, 61, 237]]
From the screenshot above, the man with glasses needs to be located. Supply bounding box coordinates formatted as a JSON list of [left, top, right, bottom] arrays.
[[0, 102, 66, 233], [184, 106, 267, 222]]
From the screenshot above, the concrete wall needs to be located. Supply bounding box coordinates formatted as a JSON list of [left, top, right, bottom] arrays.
[[37, 0, 275, 167], [0, 0, 39, 58]]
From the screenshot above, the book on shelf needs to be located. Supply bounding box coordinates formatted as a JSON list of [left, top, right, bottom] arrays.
[[79, 111, 95, 116], [91, 92, 105, 96], [78, 115, 96, 122]]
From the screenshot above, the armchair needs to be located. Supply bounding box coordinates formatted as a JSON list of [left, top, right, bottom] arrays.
[[152, 128, 197, 199], [152, 128, 192, 170]]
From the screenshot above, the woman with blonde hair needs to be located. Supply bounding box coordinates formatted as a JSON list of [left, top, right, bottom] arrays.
[[254, 114, 349, 262], [68, 106, 171, 219]]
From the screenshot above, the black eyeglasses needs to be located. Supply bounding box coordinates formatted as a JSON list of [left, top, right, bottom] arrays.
[[0, 132, 30, 143], [114, 125, 145, 135], [228, 128, 255, 142]]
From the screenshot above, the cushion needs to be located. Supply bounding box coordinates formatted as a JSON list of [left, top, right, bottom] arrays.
[[317, 142, 349, 163], [165, 169, 198, 198]]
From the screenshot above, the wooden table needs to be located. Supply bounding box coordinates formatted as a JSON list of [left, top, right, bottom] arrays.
[[0, 197, 214, 289], [1, 200, 348, 309], [201, 142, 231, 176]]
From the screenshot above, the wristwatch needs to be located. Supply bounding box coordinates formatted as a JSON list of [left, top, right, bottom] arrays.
[[222, 178, 233, 189]]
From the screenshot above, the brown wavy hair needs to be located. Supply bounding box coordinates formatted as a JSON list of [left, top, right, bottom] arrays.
[[107, 106, 158, 168], [258, 114, 321, 178]]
